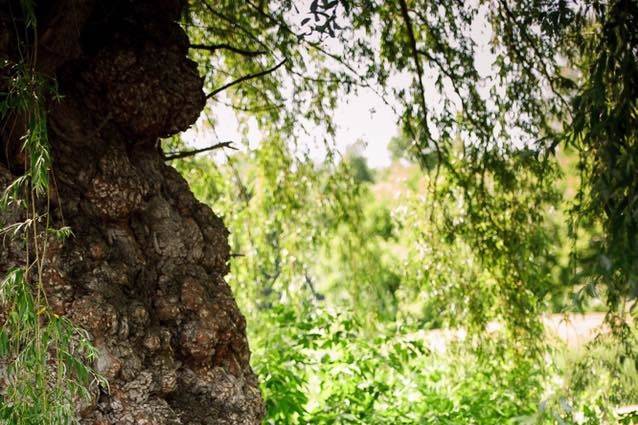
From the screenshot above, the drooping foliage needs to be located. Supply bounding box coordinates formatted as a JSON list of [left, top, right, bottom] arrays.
[[175, 140, 637, 423], [180, 0, 637, 332], [566, 0, 638, 317], [0, 7, 103, 423], [169, 0, 638, 422]]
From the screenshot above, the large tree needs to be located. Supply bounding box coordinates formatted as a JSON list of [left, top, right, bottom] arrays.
[[1, 0, 263, 423]]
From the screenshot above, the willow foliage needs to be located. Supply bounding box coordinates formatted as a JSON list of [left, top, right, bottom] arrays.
[[169, 2, 638, 422], [180, 0, 637, 333]]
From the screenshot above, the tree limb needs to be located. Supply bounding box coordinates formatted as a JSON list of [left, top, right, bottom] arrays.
[[189, 43, 268, 57], [205, 59, 287, 99], [164, 141, 237, 160]]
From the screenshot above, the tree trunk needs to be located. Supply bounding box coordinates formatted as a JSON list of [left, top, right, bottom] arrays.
[[0, 1, 264, 423]]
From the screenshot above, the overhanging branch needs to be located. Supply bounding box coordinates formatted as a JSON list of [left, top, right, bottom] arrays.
[[397, 0, 442, 161], [164, 141, 237, 160], [189, 43, 268, 57], [205, 59, 287, 99]]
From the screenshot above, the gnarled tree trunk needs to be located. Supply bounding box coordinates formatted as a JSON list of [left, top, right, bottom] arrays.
[[0, 0, 264, 423]]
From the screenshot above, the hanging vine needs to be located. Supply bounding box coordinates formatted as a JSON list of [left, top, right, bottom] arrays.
[[0, 5, 104, 424]]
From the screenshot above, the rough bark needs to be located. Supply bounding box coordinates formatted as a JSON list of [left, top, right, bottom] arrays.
[[0, 1, 265, 423]]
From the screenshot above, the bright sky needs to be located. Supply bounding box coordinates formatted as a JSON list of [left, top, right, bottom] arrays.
[[184, 84, 400, 168]]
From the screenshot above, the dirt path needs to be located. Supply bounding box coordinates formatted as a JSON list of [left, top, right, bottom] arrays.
[[541, 312, 608, 348], [422, 312, 614, 352]]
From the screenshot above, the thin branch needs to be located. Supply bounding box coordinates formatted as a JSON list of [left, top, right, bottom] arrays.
[[214, 67, 285, 110], [304, 272, 325, 301], [206, 59, 287, 99], [201, 1, 273, 53], [164, 141, 237, 160], [417, 49, 489, 139], [397, 0, 442, 161], [189, 43, 268, 57], [243, 0, 395, 107], [496, 0, 571, 112], [210, 98, 284, 113], [212, 0, 391, 130]]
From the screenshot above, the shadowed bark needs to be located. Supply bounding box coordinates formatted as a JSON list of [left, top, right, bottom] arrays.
[[0, 0, 264, 423]]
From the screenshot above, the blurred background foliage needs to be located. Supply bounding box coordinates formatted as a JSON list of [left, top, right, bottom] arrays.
[[172, 140, 636, 423], [169, 0, 637, 423]]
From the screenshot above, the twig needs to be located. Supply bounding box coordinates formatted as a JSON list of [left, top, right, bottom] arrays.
[[397, 0, 442, 161], [304, 272, 325, 301], [206, 59, 287, 99], [164, 141, 237, 160], [200, 1, 272, 53], [189, 43, 268, 57], [496, 0, 571, 113], [210, 98, 284, 113], [244, 0, 395, 108], [398, 0, 447, 219]]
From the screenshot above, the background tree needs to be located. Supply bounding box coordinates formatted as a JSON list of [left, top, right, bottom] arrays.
[[343, 140, 374, 183]]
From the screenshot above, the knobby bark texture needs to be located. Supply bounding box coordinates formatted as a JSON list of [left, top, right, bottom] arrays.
[[0, 0, 264, 423]]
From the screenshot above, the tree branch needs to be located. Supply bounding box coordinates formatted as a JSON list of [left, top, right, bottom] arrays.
[[397, 0, 442, 160], [201, 0, 272, 53], [189, 43, 268, 57], [416, 49, 489, 139], [205, 59, 287, 99], [242, 0, 397, 111], [496, 0, 570, 112], [164, 141, 237, 160]]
